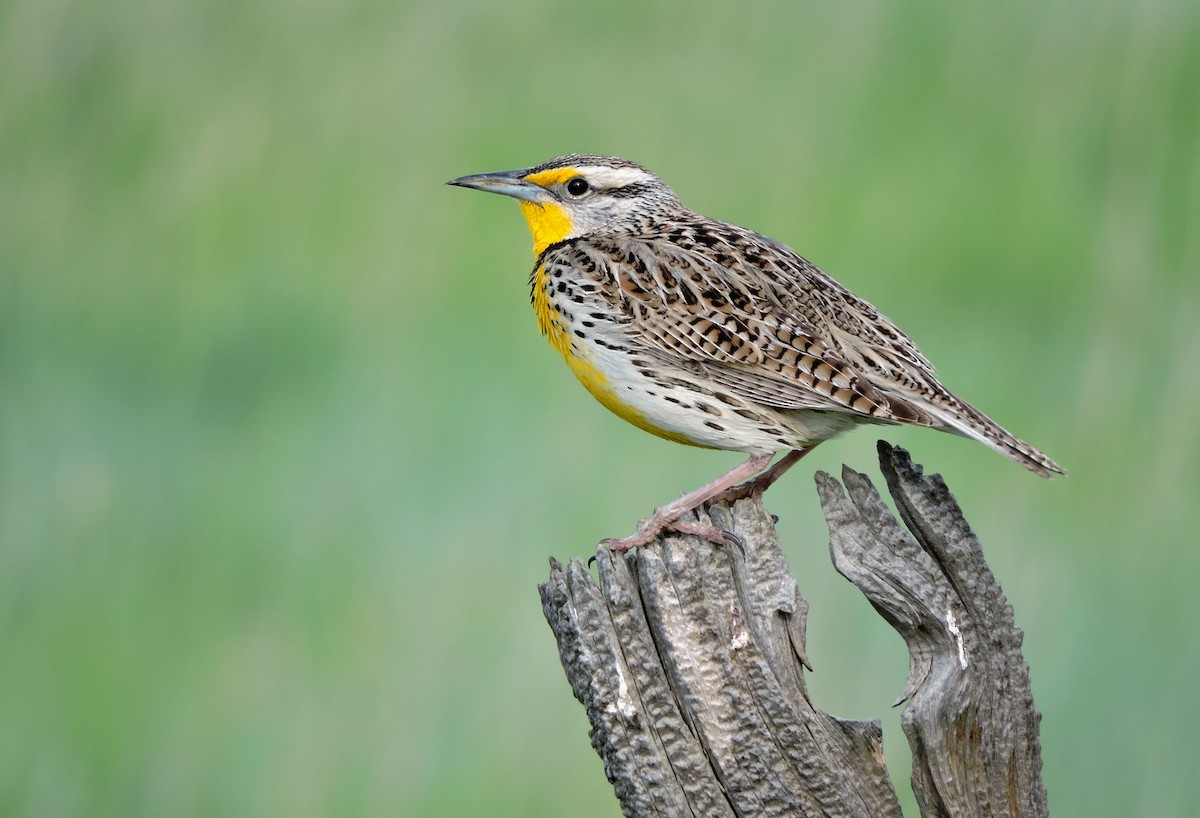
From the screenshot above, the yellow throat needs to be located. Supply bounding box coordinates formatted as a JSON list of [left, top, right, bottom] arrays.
[[517, 167, 578, 256], [518, 201, 573, 257]]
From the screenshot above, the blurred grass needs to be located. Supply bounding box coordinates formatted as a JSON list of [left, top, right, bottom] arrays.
[[1, 0, 1198, 815]]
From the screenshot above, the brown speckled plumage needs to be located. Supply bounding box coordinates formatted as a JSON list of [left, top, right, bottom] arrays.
[[449, 154, 1062, 550], [526, 155, 1061, 477]]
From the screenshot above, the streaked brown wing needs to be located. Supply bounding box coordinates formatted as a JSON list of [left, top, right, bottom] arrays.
[[570, 234, 936, 425]]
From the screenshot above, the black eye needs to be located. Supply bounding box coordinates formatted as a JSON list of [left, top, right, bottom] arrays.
[[566, 177, 590, 196]]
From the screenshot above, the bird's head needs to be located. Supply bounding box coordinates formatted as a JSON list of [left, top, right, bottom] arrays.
[[447, 154, 681, 257]]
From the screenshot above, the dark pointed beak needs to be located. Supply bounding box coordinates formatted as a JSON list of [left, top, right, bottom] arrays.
[[445, 168, 550, 204]]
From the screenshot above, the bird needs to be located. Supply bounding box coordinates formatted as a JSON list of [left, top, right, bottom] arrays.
[[447, 154, 1063, 551]]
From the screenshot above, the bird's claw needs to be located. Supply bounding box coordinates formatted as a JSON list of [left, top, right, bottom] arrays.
[[599, 520, 741, 553], [667, 519, 742, 550]]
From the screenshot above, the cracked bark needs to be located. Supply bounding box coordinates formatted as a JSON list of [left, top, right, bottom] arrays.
[[539, 441, 1048, 818]]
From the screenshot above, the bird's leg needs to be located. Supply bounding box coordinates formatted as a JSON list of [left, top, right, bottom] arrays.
[[707, 445, 819, 505], [664, 447, 819, 545], [601, 454, 773, 553]]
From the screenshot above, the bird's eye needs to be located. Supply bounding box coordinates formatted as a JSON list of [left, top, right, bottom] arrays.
[[566, 177, 590, 197]]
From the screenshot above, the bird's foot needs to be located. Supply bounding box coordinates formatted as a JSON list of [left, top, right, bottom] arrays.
[[598, 453, 778, 553], [600, 512, 737, 553], [665, 519, 742, 550], [599, 512, 672, 553]]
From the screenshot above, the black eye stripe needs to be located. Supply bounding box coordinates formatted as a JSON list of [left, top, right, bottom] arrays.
[[607, 183, 652, 198]]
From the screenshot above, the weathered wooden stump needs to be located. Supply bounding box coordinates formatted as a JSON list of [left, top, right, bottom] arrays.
[[539, 441, 1047, 818]]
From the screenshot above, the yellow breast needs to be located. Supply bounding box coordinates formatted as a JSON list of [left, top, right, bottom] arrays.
[[530, 263, 707, 448]]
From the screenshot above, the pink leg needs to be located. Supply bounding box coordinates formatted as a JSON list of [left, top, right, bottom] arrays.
[[709, 444, 819, 505], [601, 453, 772, 553]]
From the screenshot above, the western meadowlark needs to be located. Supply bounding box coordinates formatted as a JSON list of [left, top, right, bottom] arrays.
[[448, 154, 1063, 551]]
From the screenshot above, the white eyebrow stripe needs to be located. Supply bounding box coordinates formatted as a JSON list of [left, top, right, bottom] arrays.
[[574, 166, 656, 189]]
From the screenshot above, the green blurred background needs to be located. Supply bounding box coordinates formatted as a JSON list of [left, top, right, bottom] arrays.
[[2, 0, 1197, 815]]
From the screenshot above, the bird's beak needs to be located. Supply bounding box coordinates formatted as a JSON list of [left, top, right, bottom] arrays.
[[445, 168, 551, 204]]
